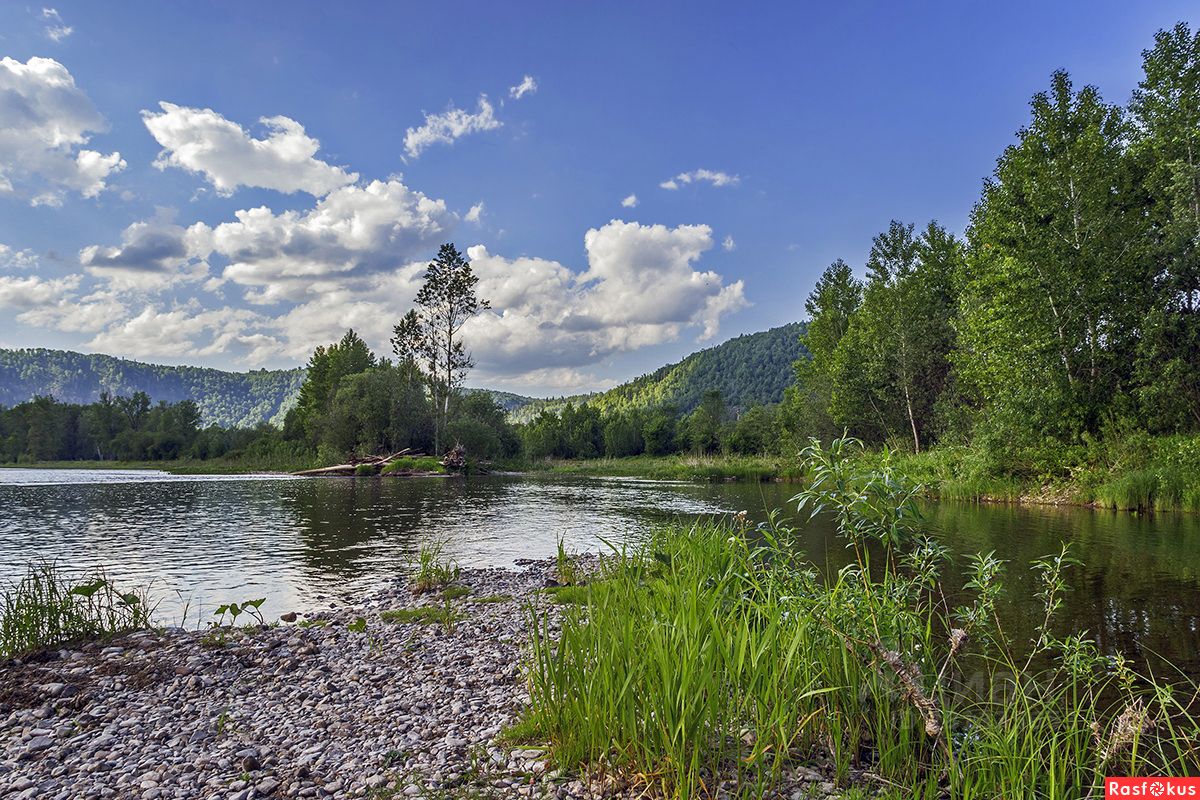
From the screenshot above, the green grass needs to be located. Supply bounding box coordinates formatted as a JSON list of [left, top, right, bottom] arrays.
[[297, 618, 328, 629], [541, 584, 594, 605], [442, 585, 472, 601], [511, 454, 799, 482], [382, 456, 447, 475], [1, 563, 154, 657], [409, 540, 461, 593], [380, 605, 457, 626], [521, 439, 1200, 798]]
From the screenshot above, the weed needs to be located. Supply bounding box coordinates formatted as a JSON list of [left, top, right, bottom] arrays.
[[410, 540, 461, 593], [442, 586, 472, 601], [522, 436, 1200, 798], [0, 563, 154, 658]]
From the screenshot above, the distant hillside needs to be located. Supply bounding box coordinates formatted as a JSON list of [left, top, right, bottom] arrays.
[[510, 322, 807, 422], [0, 349, 306, 428], [1, 323, 807, 428]]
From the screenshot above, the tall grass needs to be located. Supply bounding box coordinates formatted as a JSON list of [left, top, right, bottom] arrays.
[[1, 563, 154, 657], [409, 540, 461, 593], [521, 438, 1200, 798]]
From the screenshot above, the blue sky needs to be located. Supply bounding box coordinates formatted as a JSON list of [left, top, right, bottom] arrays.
[[0, 1, 1194, 395]]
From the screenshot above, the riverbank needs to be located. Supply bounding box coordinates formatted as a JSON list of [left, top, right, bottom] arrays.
[[0, 560, 858, 800]]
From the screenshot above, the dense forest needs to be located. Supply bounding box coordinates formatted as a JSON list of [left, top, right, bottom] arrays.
[[0, 349, 305, 428], [510, 323, 807, 422], [772, 22, 1200, 504]]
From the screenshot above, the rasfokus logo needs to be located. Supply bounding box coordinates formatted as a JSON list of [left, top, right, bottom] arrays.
[[1107, 778, 1200, 797]]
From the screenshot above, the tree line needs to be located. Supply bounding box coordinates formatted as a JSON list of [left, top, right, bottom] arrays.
[[779, 22, 1200, 474]]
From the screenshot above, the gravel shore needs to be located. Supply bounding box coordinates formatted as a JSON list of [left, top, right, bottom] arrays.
[[0, 561, 858, 799]]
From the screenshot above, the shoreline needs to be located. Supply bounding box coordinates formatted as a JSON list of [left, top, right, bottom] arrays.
[[3, 458, 1191, 515], [0, 560, 859, 800]]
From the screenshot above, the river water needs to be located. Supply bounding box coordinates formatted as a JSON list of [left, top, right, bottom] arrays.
[[1, 468, 1197, 673]]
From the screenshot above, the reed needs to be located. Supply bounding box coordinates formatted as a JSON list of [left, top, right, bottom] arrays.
[[520, 437, 1200, 798]]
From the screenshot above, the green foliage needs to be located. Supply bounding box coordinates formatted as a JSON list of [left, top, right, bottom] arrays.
[[409, 540, 461, 593], [511, 323, 807, 423], [380, 605, 458, 626], [0, 348, 305, 428], [212, 597, 266, 627], [392, 243, 491, 454], [1, 563, 153, 657], [782, 25, 1200, 481], [524, 442, 1200, 797]]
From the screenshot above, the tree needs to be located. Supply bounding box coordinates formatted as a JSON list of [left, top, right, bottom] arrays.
[[392, 244, 491, 454], [294, 330, 377, 445], [1131, 23, 1200, 430], [957, 70, 1148, 444], [684, 390, 726, 454], [780, 261, 862, 447]]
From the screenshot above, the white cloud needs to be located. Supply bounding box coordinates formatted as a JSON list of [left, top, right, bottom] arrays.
[[620, 193, 638, 208], [509, 75, 538, 100], [42, 8, 73, 42], [403, 96, 501, 159], [722, 234, 736, 251], [465, 202, 484, 223], [0, 57, 125, 205], [79, 213, 211, 290], [19, 288, 128, 334], [142, 102, 358, 197], [0, 244, 38, 270], [85, 303, 277, 362], [457, 220, 748, 379], [0, 274, 79, 309], [659, 169, 740, 191], [204, 178, 455, 302]]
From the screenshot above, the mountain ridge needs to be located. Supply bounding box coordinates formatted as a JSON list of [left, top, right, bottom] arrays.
[[0, 322, 807, 427]]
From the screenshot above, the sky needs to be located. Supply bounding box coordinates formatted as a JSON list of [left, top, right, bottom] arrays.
[[0, 1, 1195, 396]]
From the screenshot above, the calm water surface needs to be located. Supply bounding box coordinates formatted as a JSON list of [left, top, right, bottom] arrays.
[[1, 468, 1198, 674]]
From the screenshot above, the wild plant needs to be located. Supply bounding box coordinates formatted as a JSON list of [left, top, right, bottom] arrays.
[[0, 562, 154, 657], [410, 540, 461, 593], [212, 597, 266, 627], [522, 436, 1200, 798]]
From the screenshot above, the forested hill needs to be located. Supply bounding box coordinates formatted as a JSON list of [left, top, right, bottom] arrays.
[[509, 322, 808, 422], [0, 349, 306, 428]]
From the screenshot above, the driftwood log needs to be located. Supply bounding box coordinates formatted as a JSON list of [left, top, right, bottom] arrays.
[[440, 444, 467, 470], [291, 448, 424, 477]]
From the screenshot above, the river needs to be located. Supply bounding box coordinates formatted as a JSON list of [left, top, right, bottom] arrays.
[[1, 468, 1197, 674]]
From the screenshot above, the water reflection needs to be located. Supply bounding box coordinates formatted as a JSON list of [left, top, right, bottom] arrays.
[[0, 469, 1198, 674]]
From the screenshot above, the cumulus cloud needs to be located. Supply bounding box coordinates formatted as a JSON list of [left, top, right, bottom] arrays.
[[19, 288, 128, 334], [722, 234, 736, 251], [621, 194, 638, 208], [0, 244, 38, 270], [659, 169, 740, 191], [85, 303, 276, 362], [509, 75, 538, 100], [403, 96, 501, 159], [142, 102, 358, 196], [203, 178, 455, 302], [0, 56, 125, 205], [80, 213, 211, 289], [456, 220, 747, 379], [465, 202, 484, 223], [42, 8, 73, 42], [0, 274, 79, 309]]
